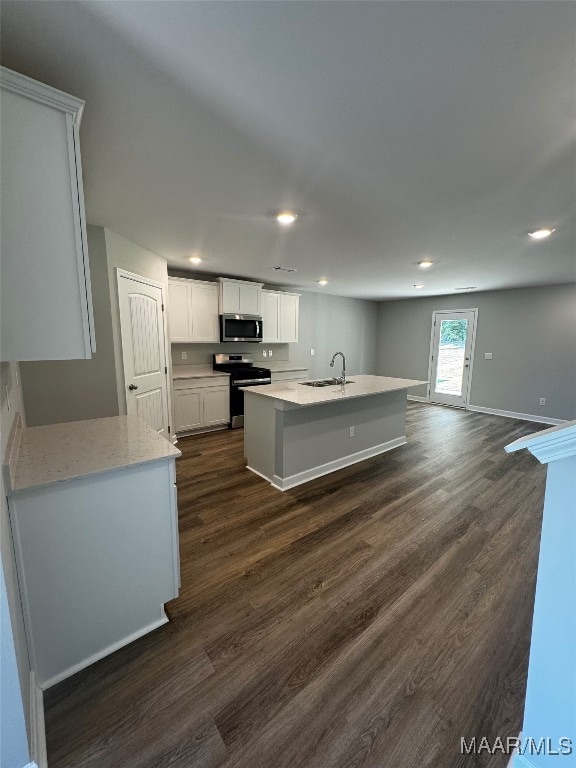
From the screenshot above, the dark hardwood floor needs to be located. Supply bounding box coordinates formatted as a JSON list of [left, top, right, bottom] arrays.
[[44, 403, 546, 768]]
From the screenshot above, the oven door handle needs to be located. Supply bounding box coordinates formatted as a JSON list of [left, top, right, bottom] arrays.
[[233, 378, 271, 386]]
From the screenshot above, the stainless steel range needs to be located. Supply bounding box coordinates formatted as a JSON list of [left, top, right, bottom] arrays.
[[213, 353, 271, 428]]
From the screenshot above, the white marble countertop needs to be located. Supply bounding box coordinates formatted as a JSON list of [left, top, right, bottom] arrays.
[[5, 415, 181, 493], [242, 374, 427, 407], [172, 365, 230, 380]]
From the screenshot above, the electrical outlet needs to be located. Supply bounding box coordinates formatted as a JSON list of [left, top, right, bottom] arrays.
[[310, 348, 315, 356], [484, 352, 493, 360], [181, 351, 187, 360], [262, 350, 268, 358], [349, 426, 355, 437], [540, 397, 546, 406], [268, 349, 273, 357]]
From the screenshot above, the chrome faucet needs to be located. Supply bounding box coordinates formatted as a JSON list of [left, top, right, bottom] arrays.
[[330, 351, 346, 385]]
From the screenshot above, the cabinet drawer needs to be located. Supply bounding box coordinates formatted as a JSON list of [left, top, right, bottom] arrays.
[[173, 376, 229, 390]]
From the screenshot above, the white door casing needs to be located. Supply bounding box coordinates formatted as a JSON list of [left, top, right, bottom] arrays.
[[427, 309, 478, 408], [117, 270, 170, 439]]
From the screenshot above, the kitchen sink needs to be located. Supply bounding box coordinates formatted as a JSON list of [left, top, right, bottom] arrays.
[[300, 379, 355, 387]]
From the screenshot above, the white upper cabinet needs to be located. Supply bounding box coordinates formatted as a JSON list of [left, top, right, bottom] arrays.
[[168, 278, 219, 343], [262, 291, 280, 343], [262, 290, 300, 343], [167, 280, 191, 342], [219, 278, 262, 316], [0, 67, 95, 361]]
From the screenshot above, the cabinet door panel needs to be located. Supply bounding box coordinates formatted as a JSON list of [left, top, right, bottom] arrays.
[[203, 386, 230, 426], [262, 292, 280, 343], [221, 282, 241, 314], [168, 281, 191, 341], [279, 294, 299, 343], [191, 283, 219, 342], [1, 77, 93, 360], [175, 390, 202, 431], [239, 283, 261, 315]]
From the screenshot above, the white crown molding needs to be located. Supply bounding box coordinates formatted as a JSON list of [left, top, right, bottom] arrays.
[[505, 419, 576, 464], [1, 66, 84, 125]]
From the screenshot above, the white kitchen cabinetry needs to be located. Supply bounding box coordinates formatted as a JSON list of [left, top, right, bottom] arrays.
[[219, 278, 263, 315], [262, 290, 300, 343], [174, 377, 230, 435], [168, 278, 219, 343], [6, 416, 181, 689], [0, 66, 95, 361]]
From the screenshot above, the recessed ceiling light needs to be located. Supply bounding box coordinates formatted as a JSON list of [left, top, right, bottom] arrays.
[[276, 210, 298, 226], [528, 228, 555, 240], [318, 279, 328, 286], [418, 260, 433, 269], [414, 284, 425, 289], [189, 254, 202, 264]]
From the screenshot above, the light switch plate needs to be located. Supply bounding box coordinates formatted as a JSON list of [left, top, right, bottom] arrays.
[[484, 352, 493, 359], [262, 350, 268, 358], [181, 351, 187, 360], [310, 348, 315, 356]]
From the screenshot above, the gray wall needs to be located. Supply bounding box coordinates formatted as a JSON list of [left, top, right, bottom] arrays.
[[20, 227, 169, 426], [1, 362, 31, 765], [376, 284, 576, 421], [21, 226, 119, 426], [289, 291, 378, 379]]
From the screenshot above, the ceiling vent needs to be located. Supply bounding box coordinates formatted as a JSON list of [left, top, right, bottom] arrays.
[[271, 266, 297, 273]]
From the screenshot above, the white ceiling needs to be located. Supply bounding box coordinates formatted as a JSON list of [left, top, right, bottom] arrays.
[[1, 1, 575, 300]]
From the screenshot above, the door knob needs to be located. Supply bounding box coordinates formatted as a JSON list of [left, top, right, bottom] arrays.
[[128, 384, 138, 391]]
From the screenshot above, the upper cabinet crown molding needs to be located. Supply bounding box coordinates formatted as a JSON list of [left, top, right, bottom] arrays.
[[0, 67, 95, 361], [0, 66, 85, 124]]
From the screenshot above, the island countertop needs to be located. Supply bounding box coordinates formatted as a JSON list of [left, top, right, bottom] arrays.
[[5, 415, 181, 493], [242, 374, 427, 408]]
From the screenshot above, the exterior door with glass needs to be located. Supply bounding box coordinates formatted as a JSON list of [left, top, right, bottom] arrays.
[[428, 310, 477, 408]]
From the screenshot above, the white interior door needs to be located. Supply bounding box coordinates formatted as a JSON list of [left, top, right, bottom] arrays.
[[428, 310, 477, 408], [118, 272, 170, 439]]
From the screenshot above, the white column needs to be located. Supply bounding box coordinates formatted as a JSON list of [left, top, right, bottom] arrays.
[[505, 420, 576, 766]]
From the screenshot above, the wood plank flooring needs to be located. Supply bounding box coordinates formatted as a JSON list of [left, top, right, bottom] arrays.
[[44, 403, 547, 768]]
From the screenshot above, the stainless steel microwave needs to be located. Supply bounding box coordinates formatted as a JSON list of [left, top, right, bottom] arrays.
[[220, 314, 263, 343]]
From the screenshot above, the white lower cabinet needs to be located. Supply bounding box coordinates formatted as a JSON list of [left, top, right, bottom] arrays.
[[174, 377, 230, 434], [9, 457, 179, 689]]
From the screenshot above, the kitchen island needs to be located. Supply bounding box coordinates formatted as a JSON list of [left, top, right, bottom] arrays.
[[243, 375, 426, 490]]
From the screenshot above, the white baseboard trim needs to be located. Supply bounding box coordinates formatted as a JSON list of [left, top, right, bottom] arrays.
[[467, 404, 566, 426], [248, 436, 407, 492], [29, 671, 47, 768], [245, 464, 284, 491], [407, 395, 429, 403], [39, 610, 169, 690]]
